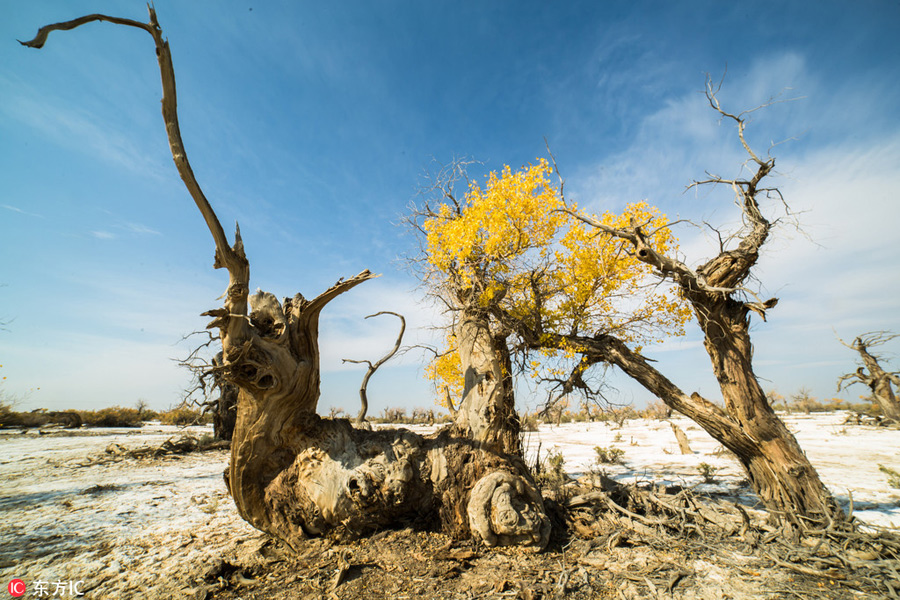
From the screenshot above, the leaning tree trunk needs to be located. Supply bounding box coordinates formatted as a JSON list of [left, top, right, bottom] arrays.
[[869, 376, 900, 423], [555, 326, 847, 533], [695, 303, 846, 531], [20, 7, 549, 552]]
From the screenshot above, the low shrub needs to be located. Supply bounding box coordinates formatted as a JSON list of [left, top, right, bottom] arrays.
[[697, 462, 720, 483], [0, 405, 52, 428], [593, 445, 625, 464], [535, 448, 569, 498], [79, 406, 143, 427], [0, 402, 12, 425], [519, 412, 541, 432], [640, 401, 672, 420], [159, 406, 208, 426], [597, 406, 639, 428], [379, 407, 408, 424], [879, 465, 900, 489], [411, 407, 435, 424]]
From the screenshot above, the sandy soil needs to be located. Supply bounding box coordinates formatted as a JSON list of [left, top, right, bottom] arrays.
[[1, 413, 897, 598]]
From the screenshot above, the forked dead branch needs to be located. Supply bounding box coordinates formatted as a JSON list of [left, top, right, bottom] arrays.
[[341, 311, 406, 426]]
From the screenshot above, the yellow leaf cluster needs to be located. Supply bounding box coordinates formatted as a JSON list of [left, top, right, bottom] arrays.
[[424, 329, 464, 410], [420, 159, 692, 403], [423, 159, 564, 297]]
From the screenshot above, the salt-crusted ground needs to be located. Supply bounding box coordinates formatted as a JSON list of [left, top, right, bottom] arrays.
[[0, 412, 897, 598], [521, 412, 900, 528]]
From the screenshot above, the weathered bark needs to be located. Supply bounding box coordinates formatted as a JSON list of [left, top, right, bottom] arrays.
[[694, 304, 846, 530], [838, 333, 900, 423], [221, 290, 548, 548], [21, 7, 549, 552], [453, 308, 521, 456], [443, 386, 459, 418]]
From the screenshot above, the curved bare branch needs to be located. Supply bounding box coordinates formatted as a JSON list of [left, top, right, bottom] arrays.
[[21, 5, 246, 302], [342, 311, 406, 424]]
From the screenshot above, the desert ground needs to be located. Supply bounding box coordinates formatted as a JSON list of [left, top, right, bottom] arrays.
[[1, 412, 898, 598]]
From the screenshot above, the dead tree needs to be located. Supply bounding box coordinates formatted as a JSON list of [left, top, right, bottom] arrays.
[[178, 334, 237, 440], [670, 423, 693, 455], [838, 332, 900, 423], [21, 7, 549, 552], [342, 311, 405, 426], [536, 79, 848, 532]]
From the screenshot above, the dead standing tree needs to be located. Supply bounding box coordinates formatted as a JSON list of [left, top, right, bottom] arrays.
[[178, 333, 238, 440], [211, 351, 239, 440], [21, 7, 549, 551], [838, 332, 900, 423], [341, 311, 405, 426], [542, 81, 848, 533]]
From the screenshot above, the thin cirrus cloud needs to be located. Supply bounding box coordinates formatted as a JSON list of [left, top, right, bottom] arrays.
[[560, 51, 900, 403], [1, 76, 168, 181], [2, 204, 44, 218]]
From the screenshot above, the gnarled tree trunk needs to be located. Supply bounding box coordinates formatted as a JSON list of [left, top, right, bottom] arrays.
[[696, 304, 845, 528], [220, 283, 546, 549], [839, 333, 900, 423], [20, 7, 549, 552], [453, 308, 521, 456]]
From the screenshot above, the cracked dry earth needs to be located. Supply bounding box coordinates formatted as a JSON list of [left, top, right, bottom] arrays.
[[0, 419, 896, 599]]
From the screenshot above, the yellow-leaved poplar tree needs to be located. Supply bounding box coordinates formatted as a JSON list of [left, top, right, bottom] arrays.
[[414, 158, 690, 408]]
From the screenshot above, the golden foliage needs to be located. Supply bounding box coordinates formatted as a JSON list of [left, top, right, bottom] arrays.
[[424, 330, 464, 410], [419, 159, 691, 401]]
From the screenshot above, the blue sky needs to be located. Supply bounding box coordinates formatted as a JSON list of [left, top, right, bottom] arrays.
[[1, 1, 899, 415]]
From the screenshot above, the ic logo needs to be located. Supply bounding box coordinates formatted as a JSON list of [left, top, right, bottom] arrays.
[[7, 579, 26, 597]]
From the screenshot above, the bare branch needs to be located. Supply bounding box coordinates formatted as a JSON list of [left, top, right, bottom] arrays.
[[544, 138, 566, 201], [22, 5, 249, 319], [19, 13, 153, 48], [342, 311, 406, 424]]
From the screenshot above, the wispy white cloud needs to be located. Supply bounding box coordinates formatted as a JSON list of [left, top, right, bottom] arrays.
[[569, 52, 814, 215], [565, 51, 900, 403], [2, 204, 43, 218], [87, 221, 161, 240], [121, 222, 162, 236], [0, 74, 168, 181]]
